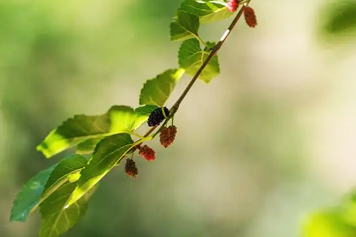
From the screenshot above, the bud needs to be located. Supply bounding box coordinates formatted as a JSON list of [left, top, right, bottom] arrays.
[[244, 6, 257, 28], [125, 159, 138, 178], [139, 145, 156, 161], [227, 0, 239, 12], [160, 125, 177, 148]]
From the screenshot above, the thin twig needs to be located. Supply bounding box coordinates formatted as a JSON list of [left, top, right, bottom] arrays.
[[140, 1, 251, 140], [171, 2, 250, 113]]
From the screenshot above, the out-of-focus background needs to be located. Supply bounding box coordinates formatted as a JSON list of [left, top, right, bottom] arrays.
[[1, 0, 356, 236]]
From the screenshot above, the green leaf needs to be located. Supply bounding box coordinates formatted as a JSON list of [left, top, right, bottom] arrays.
[[170, 10, 200, 41], [76, 138, 102, 155], [179, 0, 233, 24], [178, 39, 220, 83], [74, 105, 157, 155], [131, 105, 160, 128], [338, 192, 356, 227], [323, 1, 356, 36], [39, 182, 96, 237], [37, 105, 156, 158], [67, 133, 134, 207], [139, 69, 185, 106], [302, 210, 356, 237], [10, 155, 88, 223], [42, 154, 88, 199], [10, 165, 56, 222]]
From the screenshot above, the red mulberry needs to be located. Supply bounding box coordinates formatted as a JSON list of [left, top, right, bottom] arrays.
[[244, 6, 257, 28], [139, 145, 156, 161], [147, 107, 170, 127], [227, 0, 239, 12], [160, 125, 177, 148], [125, 159, 138, 178]]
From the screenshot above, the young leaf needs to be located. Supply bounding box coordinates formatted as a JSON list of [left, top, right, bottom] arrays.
[[67, 133, 134, 207], [170, 10, 200, 41], [179, 0, 233, 24], [10, 165, 56, 222], [37, 105, 157, 158], [139, 69, 185, 106], [39, 182, 96, 237], [178, 39, 220, 83]]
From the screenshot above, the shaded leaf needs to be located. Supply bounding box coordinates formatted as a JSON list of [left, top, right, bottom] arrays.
[[42, 154, 88, 199], [180, 0, 233, 24], [10, 165, 56, 222], [178, 39, 219, 83], [139, 69, 185, 106], [170, 10, 200, 41], [76, 138, 102, 155], [67, 133, 134, 206], [39, 182, 96, 237], [37, 105, 156, 158], [323, 1, 356, 36]]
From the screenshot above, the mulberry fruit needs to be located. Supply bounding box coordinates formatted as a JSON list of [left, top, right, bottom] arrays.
[[139, 145, 156, 161], [125, 159, 138, 178], [227, 0, 239, 12], [147, 107, 170, 127], [160, 125, 177, 148], [244, 6, 257, 28]]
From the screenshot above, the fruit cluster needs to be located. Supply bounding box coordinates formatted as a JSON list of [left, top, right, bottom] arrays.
[[125, 121, 178, 178]]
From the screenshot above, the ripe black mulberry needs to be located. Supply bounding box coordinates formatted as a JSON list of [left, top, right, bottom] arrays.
[[147, 107, 170, 127]]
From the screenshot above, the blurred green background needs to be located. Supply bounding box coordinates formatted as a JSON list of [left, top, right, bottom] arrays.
[[2, 0, 356, 236]]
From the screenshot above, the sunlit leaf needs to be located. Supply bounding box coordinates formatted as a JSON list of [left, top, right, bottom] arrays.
[[179, 0, 233, 24], [126, 105, 159, 129], [10, 165, 56, 222], [339, 192, 356, 227], [139, 69, 185, 106], [302, 210, 356, 237], [67, 133, 134, 207], [39, 182, 96, 237], [170, 10, 200, 41], [178, 39, 219, 83], [37, 105, 156, 158]]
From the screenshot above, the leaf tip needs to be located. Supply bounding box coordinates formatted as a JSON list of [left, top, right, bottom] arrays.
[[36, 145, 52, 159]]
